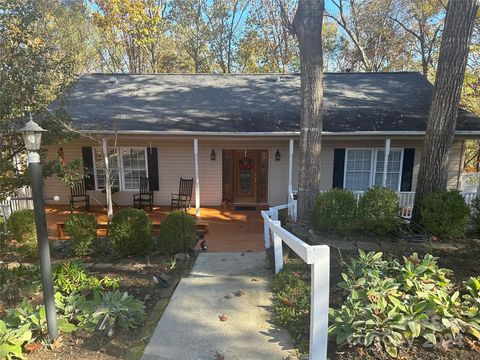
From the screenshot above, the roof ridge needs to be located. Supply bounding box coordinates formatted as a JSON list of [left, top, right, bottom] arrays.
[[82, 71, 422, 76]]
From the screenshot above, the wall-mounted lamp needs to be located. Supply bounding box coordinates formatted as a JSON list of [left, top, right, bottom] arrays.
[[275, 150, 281, 161], [210, 149, 216, 161]]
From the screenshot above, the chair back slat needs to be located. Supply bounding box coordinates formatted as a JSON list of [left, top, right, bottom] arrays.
[[71, 182, 86, 197], [140, 177, 149, 194], [179, 178, 193, 197]]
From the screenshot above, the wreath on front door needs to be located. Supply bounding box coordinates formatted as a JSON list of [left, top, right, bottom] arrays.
[[239, 157, 255, 193]]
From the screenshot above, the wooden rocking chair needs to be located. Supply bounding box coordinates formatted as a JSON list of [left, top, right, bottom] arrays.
[[170, 178, 193, 210], [70, 182, 90, 212], [133, 177, 154, 211]]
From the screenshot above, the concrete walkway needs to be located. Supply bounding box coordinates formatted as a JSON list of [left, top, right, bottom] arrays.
[[141, 252, 295, 360]]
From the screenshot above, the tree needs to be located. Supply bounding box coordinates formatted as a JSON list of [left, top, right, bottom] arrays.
[[390, 0, 444, 76], [412, 0, 479, 222], [326, 0, 407, 72], [292, 0, 325, 225], [0, 0, 88, 199], [171, 0, 212, 73]]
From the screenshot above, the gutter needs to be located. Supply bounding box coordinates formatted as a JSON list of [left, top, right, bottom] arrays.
[[79, 130, 480, 137]]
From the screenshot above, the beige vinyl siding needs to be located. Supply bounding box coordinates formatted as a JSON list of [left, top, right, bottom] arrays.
[[41, 135, 465, 207]]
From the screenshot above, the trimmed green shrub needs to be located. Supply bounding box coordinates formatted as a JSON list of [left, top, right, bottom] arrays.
[[157, 211, 196, 255], [358, 186, 399, 236], [470, 196, 480, 232], [109, 209, 152, 256], [64, 213, 98, 255], [8, 209, 37, 256], [310, 189, 357, 234], [420, 189, 469, 240], [271, 261, 310, 353]]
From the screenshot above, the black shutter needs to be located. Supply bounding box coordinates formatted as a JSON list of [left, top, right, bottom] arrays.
[[82, 147, 95, 190], [147, 147, 159, 191], [333, 149, 346, 188], [400, 148, 415, 191]]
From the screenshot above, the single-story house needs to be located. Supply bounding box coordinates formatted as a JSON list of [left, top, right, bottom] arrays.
[[42, 72, 480, 213]]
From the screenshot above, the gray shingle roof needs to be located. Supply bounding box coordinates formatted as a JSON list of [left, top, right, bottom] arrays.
[[58, 72, 480, 133]]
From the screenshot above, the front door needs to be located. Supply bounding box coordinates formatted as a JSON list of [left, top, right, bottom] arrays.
[[222, 149, 268, 204]]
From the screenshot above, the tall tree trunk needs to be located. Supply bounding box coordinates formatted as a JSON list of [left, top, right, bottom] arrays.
[[412, 0, 479, 222], [292, 0, 325, 225]]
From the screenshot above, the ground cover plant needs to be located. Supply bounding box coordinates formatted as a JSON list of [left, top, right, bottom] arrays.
[[273, 250, 480, 359]]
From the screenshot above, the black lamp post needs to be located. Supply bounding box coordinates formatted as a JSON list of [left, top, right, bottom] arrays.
[[18, 115, 58, 340]]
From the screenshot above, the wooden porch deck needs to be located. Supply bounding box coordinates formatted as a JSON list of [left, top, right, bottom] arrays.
[[45, 206, 265, 253]]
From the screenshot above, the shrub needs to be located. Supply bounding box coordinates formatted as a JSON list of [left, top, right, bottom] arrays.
[[420, 190, 469, 240], [109, 209, 152, 256], [51, 262, 119, 295], [8, 209, 37, 256], [271, 261, 310, 353], [329, 250, 480, 358], [157, 211, 196, 255], [64, 213, 98, 255], [310, 189, 357, 234], [358, 186, 399, 235], [470, 196, 480, 233]]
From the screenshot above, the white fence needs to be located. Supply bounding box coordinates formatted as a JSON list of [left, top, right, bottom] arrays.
[[262, 204, 329, 360], [0, 187, 34, 222]]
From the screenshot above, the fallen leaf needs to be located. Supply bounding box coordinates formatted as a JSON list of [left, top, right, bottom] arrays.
[[251, 278, 258, 282], [25, 342, 43, 353], [234, 290, 245, 297], [465, 338, 480, 352], [218, 314, 228, 322], [214, 351, 225, 360], [50, 336, 64, 350], [224, 294, 232, 299]]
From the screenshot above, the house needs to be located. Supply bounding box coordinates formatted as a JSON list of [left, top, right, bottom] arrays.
[[42, 72, 480, 213]]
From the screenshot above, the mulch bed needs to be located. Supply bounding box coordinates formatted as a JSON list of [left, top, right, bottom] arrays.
[[17, 254, 195, 360]]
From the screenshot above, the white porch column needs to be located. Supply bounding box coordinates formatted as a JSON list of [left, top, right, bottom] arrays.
[[194, 139, 200, 217], [288, 139, 294, 193], [382, 138, 391, 187]]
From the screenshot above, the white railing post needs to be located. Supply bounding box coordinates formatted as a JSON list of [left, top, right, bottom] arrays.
[[194, 139, 200, 218], [271, 208, 279, 222], [310, 246, 330, 360], [264, 213, 271, 248], [273, 220, 283, 273]]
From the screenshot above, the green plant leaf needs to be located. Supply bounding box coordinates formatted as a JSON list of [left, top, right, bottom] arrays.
[[408, 321, 421, 338]]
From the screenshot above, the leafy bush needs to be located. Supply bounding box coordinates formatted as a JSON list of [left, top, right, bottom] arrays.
[[310, 189, 357, 234], [329, 250, 480, 358], [471, 196, 480, 232], [0, 320, 32, 360], [80, 291, 146, 337], [157, 211, 196, 255], [64, 213, 98, 255], [51, 262, 119, 295], [8, 209, 37, 256], [271, 261, 310, 352], [358, 186, 399, 235], [420, 190, 470, 239], [109, 209, 152, 256]]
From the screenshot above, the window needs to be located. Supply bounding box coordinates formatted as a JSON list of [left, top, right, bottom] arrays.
[[345, 149, 373, 191], [93, 147, 148, 191], [374, 150, 403, 191], [344, 148, 404, 191], [120, 148, 148, 190]]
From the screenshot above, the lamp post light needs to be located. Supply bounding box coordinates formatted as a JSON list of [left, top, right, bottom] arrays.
[[18, 115, 58, 340]]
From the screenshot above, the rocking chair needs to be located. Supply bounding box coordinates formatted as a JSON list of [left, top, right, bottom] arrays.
[[170, 178, 193, 210], [133, 177, 154, 211], [70, 182, 90, 212]]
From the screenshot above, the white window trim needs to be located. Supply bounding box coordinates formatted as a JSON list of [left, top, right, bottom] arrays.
[[343, 148, 404, 192], [92, 147, 149, 192]]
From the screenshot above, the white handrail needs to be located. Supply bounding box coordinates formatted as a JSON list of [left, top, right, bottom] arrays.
[[262, 207, 329, 360]]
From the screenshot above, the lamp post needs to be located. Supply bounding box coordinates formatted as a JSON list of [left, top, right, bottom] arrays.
[[18, 115, 58, 340]]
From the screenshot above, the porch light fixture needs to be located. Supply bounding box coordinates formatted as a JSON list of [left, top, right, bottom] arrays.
[[18, 114, 58, 340], [210, 149, 216, 161], [275, 150, 281, 161]]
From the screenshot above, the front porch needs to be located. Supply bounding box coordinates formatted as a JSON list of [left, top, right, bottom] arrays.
[[45, 205, 265, 253]]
